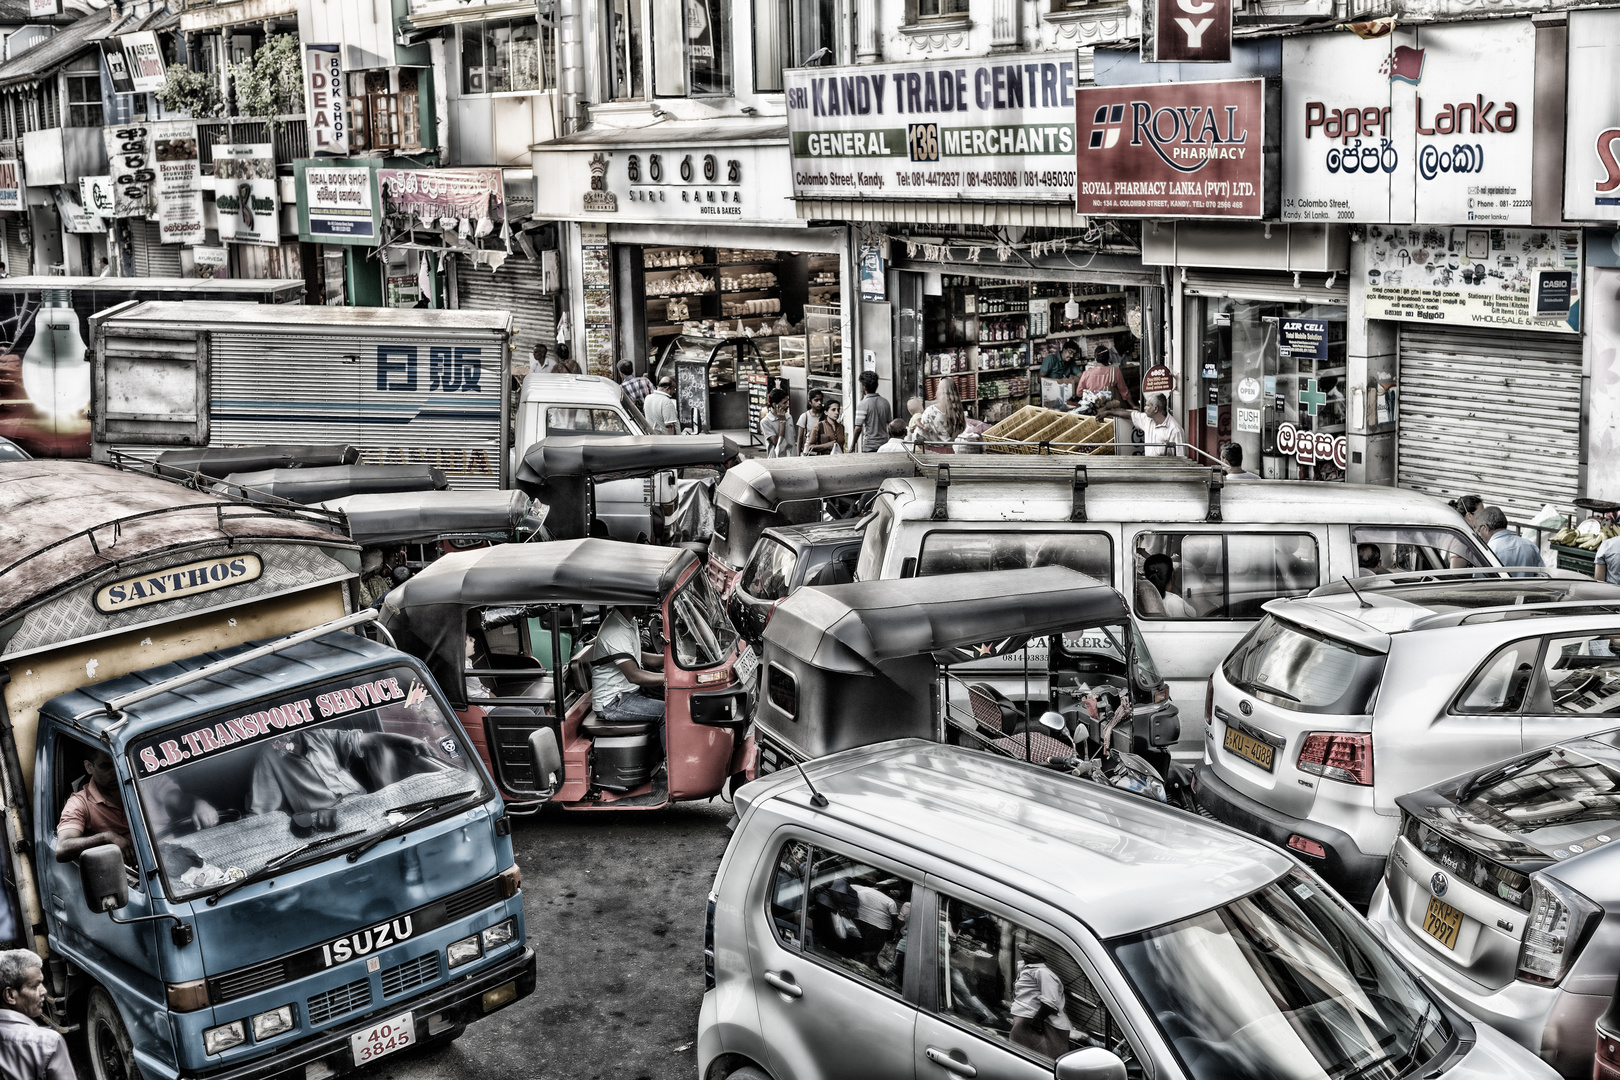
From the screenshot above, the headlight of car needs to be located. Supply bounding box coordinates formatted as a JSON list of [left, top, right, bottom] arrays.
[[481, 918, 516, 951], [203, 1020, 246, 1055], [447, 933, 483, 968], [250, 1005, 294, 1041]]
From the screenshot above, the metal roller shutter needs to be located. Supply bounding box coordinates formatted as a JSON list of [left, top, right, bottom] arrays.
[[1397, 325, 1582, 521], [131, 220, 182, 277], [1181, 269, 1349, 306], [208, 333, 505, 489], [3, 219, 26, 273], [455, 256, 554, 358]]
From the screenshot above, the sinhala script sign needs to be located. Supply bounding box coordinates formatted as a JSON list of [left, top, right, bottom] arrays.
[[785, 54, 1081, 202]]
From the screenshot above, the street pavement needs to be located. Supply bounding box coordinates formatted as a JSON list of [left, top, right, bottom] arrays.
[[379, 798, 736, 1080]]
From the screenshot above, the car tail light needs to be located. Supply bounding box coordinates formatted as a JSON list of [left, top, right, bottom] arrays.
[[704, 893, 717, 991], [1595, 978, 1620, 1080], [1204, 675, 1214, 727], [1297, 732, 1373, 786], [1517, 873, 1600, 986], [1287, 835, 1327, 859]]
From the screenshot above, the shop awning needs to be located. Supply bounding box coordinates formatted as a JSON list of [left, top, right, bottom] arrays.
[[794, 198, 1088, 229]]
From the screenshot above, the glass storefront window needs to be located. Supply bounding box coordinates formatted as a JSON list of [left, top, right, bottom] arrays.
[[460, 18, 549, 94], [1191, 297, 1347, 481]]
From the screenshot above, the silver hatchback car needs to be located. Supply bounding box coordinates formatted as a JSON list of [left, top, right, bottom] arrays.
[[698, 741, 1557, 1080], [1197, 572, 1620, 909]]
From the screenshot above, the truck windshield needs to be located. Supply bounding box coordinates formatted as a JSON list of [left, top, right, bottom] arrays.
[[130, 666, 483, 901], [1110, 870, 1453, 1080], [670, 573, 738, 668], [1223, 615, 1386, 715]]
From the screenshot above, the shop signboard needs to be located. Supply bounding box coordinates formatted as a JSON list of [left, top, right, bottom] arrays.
[[104, 124, 150, 218], [1587, 266, 1620, 502], [29, 0, 60, 15], [1276, 422, 1347, 469], [1142, 364, 1174, 393], [1361, 225, 1581, 332], [580, 222, 614, 379], [533, 143, 800, 227], [121, 32, 168, 93], [1565, 10, 1620, 222], [302, 44, 348, 158], [54, 187, 101, 234], [79, 175, 113, 217], [1277, 319, 1328, 361], [101, 40, 136, 95], [859, 241, 886, 302], [298, 163, 379, 243], [1282, 21, 1535, 225], [0, 161, 21, 213], [1074, 78, 1279, 219], [782, 54, 1082, 204], [377, 168, 505, 229], [1141, 0, 1231, 64], [151, 121, 204, 245], [193, 246, 229, 269], [213, 144, 280, 247], [1531, 268, 1574, 319]]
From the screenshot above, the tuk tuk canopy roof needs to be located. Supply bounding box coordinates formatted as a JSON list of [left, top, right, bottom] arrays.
[[516, 435, 739, 488], [320, 490, 543, 548], [717, 456, 918, 511], [764, 567, 1125, 674], [383, 538, 697, 612], [222, 465, 450, 504], [155, 445, 361, 481]]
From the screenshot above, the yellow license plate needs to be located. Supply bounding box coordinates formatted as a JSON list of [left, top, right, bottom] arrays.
[[1223, 725, 1276, 772], [1423, 895, 1463, 950]]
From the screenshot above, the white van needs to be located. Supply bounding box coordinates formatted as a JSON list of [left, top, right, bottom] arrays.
[[510, 374, 657, 541], [853, 456, 1497, 764]]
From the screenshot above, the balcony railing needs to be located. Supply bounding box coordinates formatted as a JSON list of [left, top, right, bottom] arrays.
[[194, 114, 308, 171]]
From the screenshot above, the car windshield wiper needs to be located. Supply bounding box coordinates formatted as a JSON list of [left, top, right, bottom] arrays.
[[207, 829, 367, 905], [1245, 680, 1301, 703], [347, 792, 476, 863]]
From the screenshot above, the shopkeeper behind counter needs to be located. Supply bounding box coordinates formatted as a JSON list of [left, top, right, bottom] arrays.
[[1041, 342, 1084, 381]]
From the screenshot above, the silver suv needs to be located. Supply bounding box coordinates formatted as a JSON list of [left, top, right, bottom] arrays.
[[1197, 571, 1620, 909], [698, 740, 1557, 1080]]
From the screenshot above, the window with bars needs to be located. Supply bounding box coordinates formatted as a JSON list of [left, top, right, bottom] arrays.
[[346, 69, 423, 154], [67, 74, 103, 127]]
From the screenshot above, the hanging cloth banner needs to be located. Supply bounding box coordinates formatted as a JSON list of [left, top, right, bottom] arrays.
[[377, 168, 506, 233]]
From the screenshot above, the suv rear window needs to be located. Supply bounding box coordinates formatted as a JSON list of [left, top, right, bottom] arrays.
[[1223, 614, 1386, 714]]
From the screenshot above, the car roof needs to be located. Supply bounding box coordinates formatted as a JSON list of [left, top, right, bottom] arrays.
[[517, 373, 627, 406], [1266, 572, 1620, 648], [749, 741, 1291, 938], [760, 519, 867, 552]]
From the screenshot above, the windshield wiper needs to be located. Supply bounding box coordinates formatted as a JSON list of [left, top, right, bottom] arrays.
[[206, 829, 367, 905], [1245, 680, 1301, 703], [1393, 1004, 1441, 1077], [346, 792, 475, 862]]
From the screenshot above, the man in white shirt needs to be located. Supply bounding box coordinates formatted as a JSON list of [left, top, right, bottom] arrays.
[[875, 418, 909, 453], [1009, 941, 1072, 1059], [642, 376, 679, 435], [1597, 533, 1620, 583], [589, 607, 666, 727], [1107, 393, 1184, 457], [850, 882, 898, 960]]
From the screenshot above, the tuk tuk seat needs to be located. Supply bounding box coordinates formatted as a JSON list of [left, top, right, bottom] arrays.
[[991, 731, 1073, 763]]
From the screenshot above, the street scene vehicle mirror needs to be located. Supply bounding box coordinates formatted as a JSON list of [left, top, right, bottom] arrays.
[[1039, 710, 1068, 732], [79, 845, 128, 913], [1054, 1046, 1128, 1080], [529, 728, 563, 795]]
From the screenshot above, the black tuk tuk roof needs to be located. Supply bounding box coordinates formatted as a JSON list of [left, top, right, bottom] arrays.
[[154, 444, 361, 481], [382, 538, 698, 611], [764, 567, 1126, 673], [717, 456, 918, 511], [222, 464, 450, 504], [516, 434, 740, 488], [320, 490, 543, 548]]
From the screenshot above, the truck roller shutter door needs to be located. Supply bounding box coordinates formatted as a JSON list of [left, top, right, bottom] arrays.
[[454, 256, 554, 358], [1396, 325, 1582, 521]]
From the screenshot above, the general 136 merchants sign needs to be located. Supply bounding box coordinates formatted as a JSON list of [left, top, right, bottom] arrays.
[[785, 54, 1083, 203]]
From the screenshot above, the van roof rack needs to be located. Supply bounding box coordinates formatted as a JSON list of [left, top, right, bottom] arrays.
[[906, 453, 1224, 523]]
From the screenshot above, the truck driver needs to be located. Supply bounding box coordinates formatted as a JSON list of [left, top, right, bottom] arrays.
[[57, 750, 218, 863]]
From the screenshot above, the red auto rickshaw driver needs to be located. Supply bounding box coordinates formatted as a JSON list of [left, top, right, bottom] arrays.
[[591, 607, 667, 735]]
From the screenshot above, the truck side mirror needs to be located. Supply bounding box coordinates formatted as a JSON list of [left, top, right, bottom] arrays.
[[528, 728, 562, 797], [80, 845, 128, 914], [1054, 1047, 1128, 1080]]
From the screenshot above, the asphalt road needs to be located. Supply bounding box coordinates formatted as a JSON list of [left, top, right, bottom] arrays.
[[378, 799, 736, 1080]]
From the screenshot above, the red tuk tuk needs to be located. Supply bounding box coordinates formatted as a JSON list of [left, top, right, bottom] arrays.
[[378, 538, 755, 810]]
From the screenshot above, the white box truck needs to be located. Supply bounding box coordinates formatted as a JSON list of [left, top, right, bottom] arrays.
[[89, 302, 515, 488]]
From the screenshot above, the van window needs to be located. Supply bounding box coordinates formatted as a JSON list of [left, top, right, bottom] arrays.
[[739, 538, 796, 602], [1351, 525, 1487, 572], [1542, 633, 1620, 715], [935, 893, 1137, 1069], [917, 531, 1112, 583], [1223, 615, 1385, 714], [546, 408, 631, 435], [1134, 532, 1319, 620], [855, 499, 894, 582], [767, 840, 916, 995], [1455, 638, 1542, 714]]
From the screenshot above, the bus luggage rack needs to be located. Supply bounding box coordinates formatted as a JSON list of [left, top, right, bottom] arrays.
[[906, 451, 1225, 524]]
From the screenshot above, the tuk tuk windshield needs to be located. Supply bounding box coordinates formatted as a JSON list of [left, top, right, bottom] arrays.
[[670, 573, 738, 669], [1056, 622, 1162, 693], [130, 666, 482, 901]]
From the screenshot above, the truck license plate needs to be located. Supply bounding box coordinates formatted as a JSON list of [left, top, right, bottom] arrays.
[[1222, 725, 1275, 772], [1423, 896, 1463, 950], [351, 1011, 414, 1066]]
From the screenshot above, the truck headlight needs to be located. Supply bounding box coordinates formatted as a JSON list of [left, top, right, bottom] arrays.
[[447, 933, 483, 968], [250, 1005, 294, 1041], [481, 918, 515, 951], [203, 1020, 245, 1055]]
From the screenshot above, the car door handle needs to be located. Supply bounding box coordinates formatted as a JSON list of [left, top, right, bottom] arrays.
[[925, 1047, 977, 1077], [763, 970, 802, 998]]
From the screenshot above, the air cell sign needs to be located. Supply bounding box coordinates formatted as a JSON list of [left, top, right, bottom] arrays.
[[1074, 78, 1279, 218]]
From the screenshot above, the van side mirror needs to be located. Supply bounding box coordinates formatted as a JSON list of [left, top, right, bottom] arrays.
[[1054, 1047, 1128, 1080], [80, 845, 128, 914], [528, 728, 562, 797]]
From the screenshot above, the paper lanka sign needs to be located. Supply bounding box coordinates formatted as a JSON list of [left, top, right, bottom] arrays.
[[213, 144, 280, 246], [151, 121, 205, 245], [303, 44, 348, 157], [1361, 225, 1581, 332], [1074, 78, 1279, 218], [784, 53, 1082, 203]]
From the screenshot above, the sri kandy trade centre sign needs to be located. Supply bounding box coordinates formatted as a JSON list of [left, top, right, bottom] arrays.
[[1073, 78, 1280, 218], [785, 54, 1083, 202]]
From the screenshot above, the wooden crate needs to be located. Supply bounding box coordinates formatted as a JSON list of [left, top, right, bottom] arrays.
[[982, 407, 1113, 455]]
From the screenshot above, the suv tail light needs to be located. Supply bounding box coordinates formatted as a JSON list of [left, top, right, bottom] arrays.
[[1517, 874, 1600, 986], [1297, 733, 1373, 786], [1204, 675, 1214, 727]]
